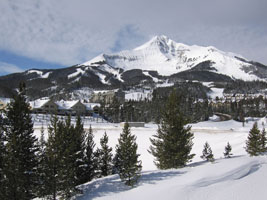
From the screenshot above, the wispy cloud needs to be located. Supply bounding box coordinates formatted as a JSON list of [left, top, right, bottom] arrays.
[[0, 0, 266, 67], [0, 62, 24, 74]]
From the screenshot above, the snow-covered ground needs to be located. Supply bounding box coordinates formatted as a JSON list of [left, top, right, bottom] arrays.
[[76, 156, 267, 200], [33, 116, 267, 200]]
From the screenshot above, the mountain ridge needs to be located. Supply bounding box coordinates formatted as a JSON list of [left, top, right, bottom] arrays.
[[0, 35, 266, 99], [80, 35, 266, 81]]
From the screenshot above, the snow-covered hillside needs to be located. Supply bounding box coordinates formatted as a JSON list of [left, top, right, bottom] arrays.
[[81, 35, 265, 81], [76, 156, 267, 200], [33, 117, 267, 200]]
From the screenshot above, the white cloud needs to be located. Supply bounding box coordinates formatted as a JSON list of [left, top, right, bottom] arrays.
[[0, 0, 267, 66], [0, 62, 24, 74]]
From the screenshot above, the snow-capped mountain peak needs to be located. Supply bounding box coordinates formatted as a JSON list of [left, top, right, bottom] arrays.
[[134, 35, 176, 51], [80, 35, 266, 81]]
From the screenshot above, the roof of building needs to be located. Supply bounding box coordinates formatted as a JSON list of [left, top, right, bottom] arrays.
[[55, 100, 81, 110], [29, 98, 100, 111], [29, 98, 51, 109]]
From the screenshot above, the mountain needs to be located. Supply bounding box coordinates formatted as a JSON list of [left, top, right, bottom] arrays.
[[0, 35, 266, 99], [81, 35, 267, 81]]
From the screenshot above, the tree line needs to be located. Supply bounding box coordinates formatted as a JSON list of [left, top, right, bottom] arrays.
[[100, 83, 212, 124], [0, 84, 141, 199]]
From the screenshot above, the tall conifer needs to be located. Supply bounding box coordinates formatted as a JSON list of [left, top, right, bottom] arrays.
[[44, 115, 85, 199], [45, 115, 64, 200], [260, 128, 267, 153], [36, 124, 48, 198], [98, 132, 113, 177], [115, 122, 142, 186], [246, 122, 262, 156], [83, 125, 98, 183], [2, 83, 39, 199], [149, 90, 195, 169], [45, 116, 57, 199], [70, 115, 86, 186], [58, 116, 78, 198], [0, 125, 6, 199]]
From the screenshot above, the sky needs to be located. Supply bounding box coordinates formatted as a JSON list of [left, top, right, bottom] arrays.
[[0, 0, 267, 76]]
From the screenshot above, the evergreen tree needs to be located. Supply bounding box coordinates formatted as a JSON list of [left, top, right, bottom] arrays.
[[36, 124, 48, 198], [58, 116, 78, 199], [149, 90, 195, 169], [223, 142, 233, 158], [201, 142, 214, 162], [83, 125, 98, 183], [260, 128, 267, 153], [245, 122, 262, 156], [45, 115, 63, 200], [0, 124, 6, 199], [2, 83, 39, 200], [74, 115, 87, 185], [98, 132, 113, 177], [115, 122, 142, 186], [44, 115, 85, 199]]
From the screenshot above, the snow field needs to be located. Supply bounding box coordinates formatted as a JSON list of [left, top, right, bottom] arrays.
[[33, 118, 265, 171], [33, 117, 267, 199]]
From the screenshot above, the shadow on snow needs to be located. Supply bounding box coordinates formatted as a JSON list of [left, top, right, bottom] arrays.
[[75, 170, 185, 199]]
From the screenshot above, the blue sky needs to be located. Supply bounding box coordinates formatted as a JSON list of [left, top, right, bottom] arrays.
[[0, 0, 267, 76], [0, 50, 65, 74]]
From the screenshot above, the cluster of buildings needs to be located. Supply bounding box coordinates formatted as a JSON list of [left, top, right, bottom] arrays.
[[90, 89, 125, 104], [0, 98, 100, 116], [30, 99, 100, 116], [0, 89, 127, 116]]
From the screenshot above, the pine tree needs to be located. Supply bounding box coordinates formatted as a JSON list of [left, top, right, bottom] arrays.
[[83, 125, 98, 183], [2, 83, 39, 200], [245, 122, 262, 156], [0, 125, 6, 199], [260, 128, 267, 153], [74, 115, 87, 185], [44, 115, 84, 199], [223, 142, 233, 158], [45, 115, 62, 200], [149, 90, 195, 169], [201, 142, 214, 162], [36, 124, 48, 198], [98, 132, 113, 177], [115, 122, 142, 186], [58, 115, 78, 199]]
